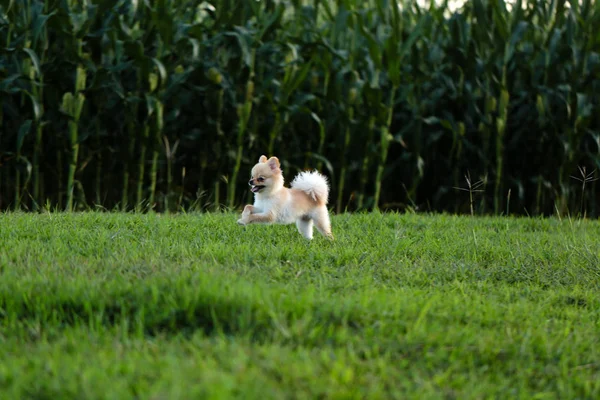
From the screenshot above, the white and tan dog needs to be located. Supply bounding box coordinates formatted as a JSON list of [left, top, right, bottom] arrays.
[[237, 155, 333, 240]]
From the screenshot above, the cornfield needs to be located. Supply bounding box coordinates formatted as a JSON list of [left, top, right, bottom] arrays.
[[1, 0, 599, 216]]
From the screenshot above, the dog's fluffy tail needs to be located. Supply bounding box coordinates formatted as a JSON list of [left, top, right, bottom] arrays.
[[291, 170, 330, 205]]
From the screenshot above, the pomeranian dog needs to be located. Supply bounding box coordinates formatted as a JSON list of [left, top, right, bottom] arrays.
[[237, 155, 334, 240]]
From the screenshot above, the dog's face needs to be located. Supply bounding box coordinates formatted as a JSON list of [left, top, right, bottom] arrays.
[[248, 155, 283, 194]]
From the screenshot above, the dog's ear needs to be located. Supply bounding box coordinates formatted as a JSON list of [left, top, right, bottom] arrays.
[[259, 155, 268, 163], [267, 156, 280, 171]]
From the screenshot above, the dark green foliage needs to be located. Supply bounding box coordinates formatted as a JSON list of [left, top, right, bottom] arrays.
[[1, 0, 599, 215]]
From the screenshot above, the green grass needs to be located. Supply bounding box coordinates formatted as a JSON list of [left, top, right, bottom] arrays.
[[1, 211, 599, 399]]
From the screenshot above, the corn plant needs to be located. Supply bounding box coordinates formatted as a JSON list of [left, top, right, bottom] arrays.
[[1, 0, 599, 216]]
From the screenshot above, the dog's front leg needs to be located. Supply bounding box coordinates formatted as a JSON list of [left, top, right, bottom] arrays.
[[242, 211, 275, 225], [237, 205, 255, 226], [242, 204, 255, 217]]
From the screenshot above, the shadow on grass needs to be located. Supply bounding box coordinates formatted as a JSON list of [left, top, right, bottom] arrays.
[[0, 274, 380, 345]]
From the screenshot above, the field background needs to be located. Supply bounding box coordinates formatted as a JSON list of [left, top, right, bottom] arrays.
[[1, 212, 600, 398], [2, 0, 600, 216], [3, 2, 600, 398]]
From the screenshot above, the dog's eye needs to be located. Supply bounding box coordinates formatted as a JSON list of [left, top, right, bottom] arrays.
[[257, 177, 265, 182]]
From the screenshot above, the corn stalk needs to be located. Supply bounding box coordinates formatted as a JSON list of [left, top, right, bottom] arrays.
[[228, 48, 256, 209], [62, 63, 86, 212]]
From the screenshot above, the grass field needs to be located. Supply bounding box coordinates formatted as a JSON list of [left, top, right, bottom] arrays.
[[0, 211, 599, 399]]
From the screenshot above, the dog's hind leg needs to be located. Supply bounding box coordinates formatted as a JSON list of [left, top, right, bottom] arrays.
[[296, 216, 314, 240], [313, 207, 334, 240]]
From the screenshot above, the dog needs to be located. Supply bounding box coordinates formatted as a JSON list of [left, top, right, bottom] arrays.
[[237, 155, 333, 240]]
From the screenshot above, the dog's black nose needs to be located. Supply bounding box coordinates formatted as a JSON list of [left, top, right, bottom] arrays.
[[248, 179, 253, 186]]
